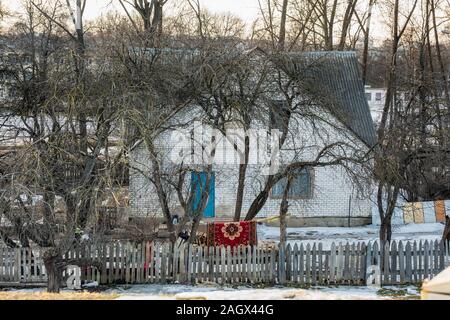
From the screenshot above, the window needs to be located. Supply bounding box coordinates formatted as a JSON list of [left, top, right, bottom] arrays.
[[269, 100, 290, 131], [375, 92, 382, 101], [271, 168, 313, 199], [365, 92, 372, 101]]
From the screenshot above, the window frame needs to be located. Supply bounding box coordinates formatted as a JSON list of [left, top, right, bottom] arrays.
[[270, 167, 314, 200]]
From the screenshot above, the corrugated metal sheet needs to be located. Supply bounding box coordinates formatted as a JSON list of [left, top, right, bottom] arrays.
[[279, 51, 377, 147]]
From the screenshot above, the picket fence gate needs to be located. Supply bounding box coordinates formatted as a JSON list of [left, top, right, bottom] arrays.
[[1, 240, 449, 287]]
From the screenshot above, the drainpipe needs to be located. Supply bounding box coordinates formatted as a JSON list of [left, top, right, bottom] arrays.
[[348, 194, 352, 227]]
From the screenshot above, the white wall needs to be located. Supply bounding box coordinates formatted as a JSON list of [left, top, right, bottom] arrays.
[[129, 105, 373, 220]]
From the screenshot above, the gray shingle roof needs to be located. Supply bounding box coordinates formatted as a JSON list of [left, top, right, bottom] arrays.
[[278, 51, 377, 147]]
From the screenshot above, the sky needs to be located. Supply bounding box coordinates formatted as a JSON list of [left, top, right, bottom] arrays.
[[5, 0, 262, 23], [2, 0, 396, 43]]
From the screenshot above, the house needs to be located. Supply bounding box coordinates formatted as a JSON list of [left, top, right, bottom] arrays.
[[129, 51, 377, 227], [364, 86, 386, 124]]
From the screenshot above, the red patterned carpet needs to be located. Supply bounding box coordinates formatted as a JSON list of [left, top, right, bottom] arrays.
[[206, 221, 257, 247]]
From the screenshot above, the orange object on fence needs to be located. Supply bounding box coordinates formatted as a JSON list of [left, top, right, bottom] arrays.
[[435, 200, 446, 223]]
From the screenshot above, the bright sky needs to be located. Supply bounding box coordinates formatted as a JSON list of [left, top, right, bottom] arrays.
[[5, 0, 261, 23]]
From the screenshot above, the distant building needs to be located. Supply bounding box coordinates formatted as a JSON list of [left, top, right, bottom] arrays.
[[364, 86, 386, 125]]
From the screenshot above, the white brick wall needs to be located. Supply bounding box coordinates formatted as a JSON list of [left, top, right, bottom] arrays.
[[129, 113, 373, 220]]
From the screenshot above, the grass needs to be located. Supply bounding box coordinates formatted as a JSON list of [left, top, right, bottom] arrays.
[[0, 291, 119, 300], [376, 286, 421, 300]]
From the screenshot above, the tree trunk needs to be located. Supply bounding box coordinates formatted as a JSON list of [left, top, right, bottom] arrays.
[[233, 135, 250, 221], [278, 0, 289, 51], [379, 216, 392, 242], [338, 0, 357, 50], [43, 251, 63, 293], [442, 216, 450, 244], [362, 0, 374, 84], [279, 176, 293, 246]]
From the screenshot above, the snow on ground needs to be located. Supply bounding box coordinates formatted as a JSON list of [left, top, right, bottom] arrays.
[[1, 284, 420, 300], [258, 223, 444, 249], [106, 284, 419, 300]]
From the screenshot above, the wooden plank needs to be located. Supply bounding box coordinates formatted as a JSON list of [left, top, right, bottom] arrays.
[[197, 245, 203, 284], [343, 243, 350, 283], [155, 242, 161, 284], [203, 245, 208, 282], [236, 246, 241, 283], [137, 242, 143, 283], [102, 243, 108, 285], [221, 246, 226, 285], [349, 243, 356, 284], [391, 241, 397, 284], [217, 246, 222, 283], [305, 243, 311, 284], [355, 243, 361, 284], [311, 244, 317, 285], [383, 241, 390, 285], [235, 246, 240, 283], [6, 249, 11, 281], [143, 242, 148, 283], [329, 243, 335, 284], [149, 242, 154, 283], [359, 243, 366, 284], [373, 241, 380, 268], [27, 247, 32, 282], [433, 240, 439, 278], [413, 241, 419, 283], [242, 246, 246, 283], [264, 249, 270, 283], [270, 247, 276, 284], [278, 244, 286, 285], [314, 243, 322, 284], [173, 243, 179, 283], [212, 246, 218, 284], [132, 243, 137, 284], [169, 242, 174, 283], [0, 247, 4, 282], [114, 242, 120, 282], [293, 244, 298, 284], [40, 248, 46, 282], [324, 252, 329, 285], [398, 241, 405, 284], [258, 247, 262, 283], [108, 243, 114, 284], [33, 248, 38, 280], [252, 245, 258, 284], [242, 246, 247, 283], [124, 243, 130, 284], [405, 242, 412, 283], [439, 241, 445, 272], [163, 243, 169, 283], [285, 244, 291, 283], [318, 243, 323, 285], [424, 240, 429, 280], [336, 243, 344, 283], [178, 243, 185, 284]]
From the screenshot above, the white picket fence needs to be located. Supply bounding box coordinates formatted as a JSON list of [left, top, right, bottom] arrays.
[[1, 240, 449, 286]]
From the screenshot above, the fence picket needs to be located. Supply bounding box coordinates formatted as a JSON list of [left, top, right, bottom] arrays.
[[1, 237, 446, 287], [329, 243, 335, 284], [318, 243, 323, 284], [398, 241, 405, 284], [312, 244, 317, 285], [305, 244, 311, 284]]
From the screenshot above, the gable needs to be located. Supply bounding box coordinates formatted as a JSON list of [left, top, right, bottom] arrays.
[[273, 51, 377, 147]]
